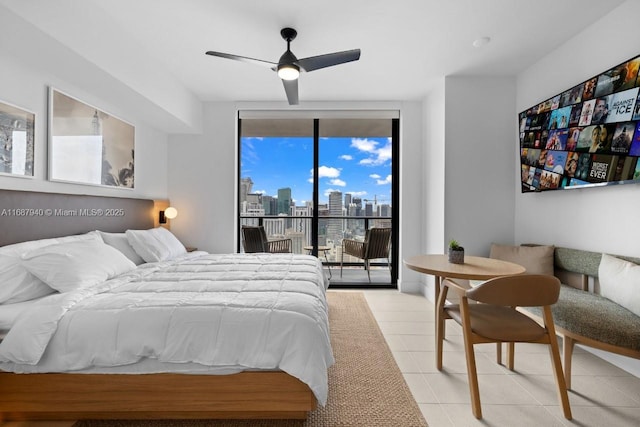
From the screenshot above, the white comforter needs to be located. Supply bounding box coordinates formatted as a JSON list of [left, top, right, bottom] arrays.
[[0, 252, 334, 404]]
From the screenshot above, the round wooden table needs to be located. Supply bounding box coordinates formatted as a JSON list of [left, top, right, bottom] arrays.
[[404, 254, 526, 301]]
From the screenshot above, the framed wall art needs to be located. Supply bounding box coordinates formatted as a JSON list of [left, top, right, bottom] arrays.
[[0, 100, 35, 178], [49, 88, 135, 188]]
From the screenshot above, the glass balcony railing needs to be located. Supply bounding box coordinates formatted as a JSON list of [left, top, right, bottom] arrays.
[[239, 215, 392, 266]]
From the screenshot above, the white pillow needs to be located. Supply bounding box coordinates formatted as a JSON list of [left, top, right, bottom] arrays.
[[22, 239, 136, 293], [598, 253, 640, 317], [97, 231, 145, 265], [126, 227, 186, 263], [0, 232, 101, 304]]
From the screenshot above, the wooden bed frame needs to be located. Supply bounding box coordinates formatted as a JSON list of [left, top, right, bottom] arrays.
[[0, 189, 317, 421]]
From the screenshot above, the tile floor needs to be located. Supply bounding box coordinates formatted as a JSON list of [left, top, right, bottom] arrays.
[[362, 289, 640, 427]]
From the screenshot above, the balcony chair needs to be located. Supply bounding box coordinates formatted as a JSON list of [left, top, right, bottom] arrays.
[[241, 225, 291, 253], [436, 274, 571, 420], [340, 227, 391, 282]]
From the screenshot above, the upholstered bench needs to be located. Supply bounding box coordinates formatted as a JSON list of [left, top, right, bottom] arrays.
[[515, 246, 640, 389]]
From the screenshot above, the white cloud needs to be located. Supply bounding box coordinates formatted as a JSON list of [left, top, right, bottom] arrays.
[[254, 189, 266, 194], [369, 173, 381, 179], [376, 175, 392, 185], [311, 165, 341, 178], [340, 154, 353, 160], [330, 178, 346, 187], [358, 140, 392, 166], [351, 138, 378, 153]]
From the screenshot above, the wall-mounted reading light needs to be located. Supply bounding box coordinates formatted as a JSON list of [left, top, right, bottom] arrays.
[[159, 206, 178, 224]]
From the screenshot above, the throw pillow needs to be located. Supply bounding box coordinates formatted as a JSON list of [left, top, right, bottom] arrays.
[[598, 253, 640, 317], [489, 243, 554, 275]]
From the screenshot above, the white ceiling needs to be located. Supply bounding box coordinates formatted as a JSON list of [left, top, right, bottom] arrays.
[[0, 0, 626, 105]]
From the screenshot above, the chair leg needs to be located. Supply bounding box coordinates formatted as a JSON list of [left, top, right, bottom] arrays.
[[496, 343, 502, 365], [563, 335, 575, 390], [544, 307, 572, 420], [460, 299, 482, 419], [435, 284, 449, 371], [365, 260, 371, 283]]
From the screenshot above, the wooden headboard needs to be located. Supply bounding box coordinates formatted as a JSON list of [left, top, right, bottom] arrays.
[[0, 189, 156, 246]]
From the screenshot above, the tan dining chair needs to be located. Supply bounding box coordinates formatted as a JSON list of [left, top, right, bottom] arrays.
[[340, 227, 391, 282], [436, 274, 571, 420], [241, 225, 291, 253]]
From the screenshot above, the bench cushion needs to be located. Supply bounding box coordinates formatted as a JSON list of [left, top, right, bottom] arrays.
[[522, 284, 640, 352]]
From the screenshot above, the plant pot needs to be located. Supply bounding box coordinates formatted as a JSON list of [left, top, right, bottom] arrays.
[[448, 248, 465, 264]]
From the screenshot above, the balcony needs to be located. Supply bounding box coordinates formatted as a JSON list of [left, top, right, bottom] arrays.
[[239, 215, 394, 287]]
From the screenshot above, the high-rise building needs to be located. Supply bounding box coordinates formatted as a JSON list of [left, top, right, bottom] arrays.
[[277, 188, 292, 215], [262, 195, 275, 215], [365, 202, 373, 217], [240, 177, 253, 207], [328, 191, 343, 243], [344, 193, 352, 208], [353, 197, 362, 216]]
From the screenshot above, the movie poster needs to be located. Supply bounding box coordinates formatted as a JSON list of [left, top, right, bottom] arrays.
[[564, 152, 580, 177], [575, 153, 591, 181], [587, 154, 616, 183], [544, 150, 568, 174], [566, 128, 581, 151], [610, 121, 636, 154], [569, 103, 583, 127], [582, 77, 598, 100], [595, 65, 629, 98], [628, 122, 640, 156], [576, 125, 598, 152], [545, 129, 568, 150], [522, 148, 541, 166], [578, 99, 595, 126], [612, 156, 638, 181], [605, 87, 639, 123], [548, 106, 572, 129], [539, 170, 561, 190], [591, 97, 609, 124]]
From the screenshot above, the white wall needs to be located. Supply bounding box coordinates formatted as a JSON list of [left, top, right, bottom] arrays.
[[445, 76, 517, 256], [167, 101, 426, 292], [516, 0, 640, 376], [516, 1, 640, 256], [421, 80, 446, 298], [0, 6, 170, 200], [419, 76, 517, 300]]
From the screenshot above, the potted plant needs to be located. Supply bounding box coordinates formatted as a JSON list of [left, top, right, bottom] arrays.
[[448, 239, 465, 264]]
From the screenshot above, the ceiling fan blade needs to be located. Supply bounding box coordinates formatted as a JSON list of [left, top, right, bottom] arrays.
[[282, 78, 299, 105], [296, 49, 361, 72], [205, 51, 276, 68]]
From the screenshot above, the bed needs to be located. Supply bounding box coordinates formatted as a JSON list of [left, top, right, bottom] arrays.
[[0, 190, 332, 421]]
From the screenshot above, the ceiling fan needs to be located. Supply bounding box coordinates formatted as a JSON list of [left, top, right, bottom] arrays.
[[205, 27, 361, 105]]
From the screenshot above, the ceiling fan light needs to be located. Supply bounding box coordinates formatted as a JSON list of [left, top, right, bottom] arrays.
[[277, 64, 300, 80]]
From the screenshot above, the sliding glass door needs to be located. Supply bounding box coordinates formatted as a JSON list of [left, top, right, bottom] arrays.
[[238, 114, 398, 287]]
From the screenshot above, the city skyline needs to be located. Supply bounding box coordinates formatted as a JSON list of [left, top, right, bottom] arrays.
[[241, 136, 392, 206]]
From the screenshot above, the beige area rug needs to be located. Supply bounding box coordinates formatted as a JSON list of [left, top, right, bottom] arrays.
[[73, 292, 428, 427]]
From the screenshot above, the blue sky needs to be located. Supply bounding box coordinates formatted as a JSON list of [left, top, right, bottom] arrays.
[[241, 136, 392, 205]]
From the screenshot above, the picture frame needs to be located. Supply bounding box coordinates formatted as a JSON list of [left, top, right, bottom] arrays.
[[0, 100, 35, 178], [49, 87, 135, 188]]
